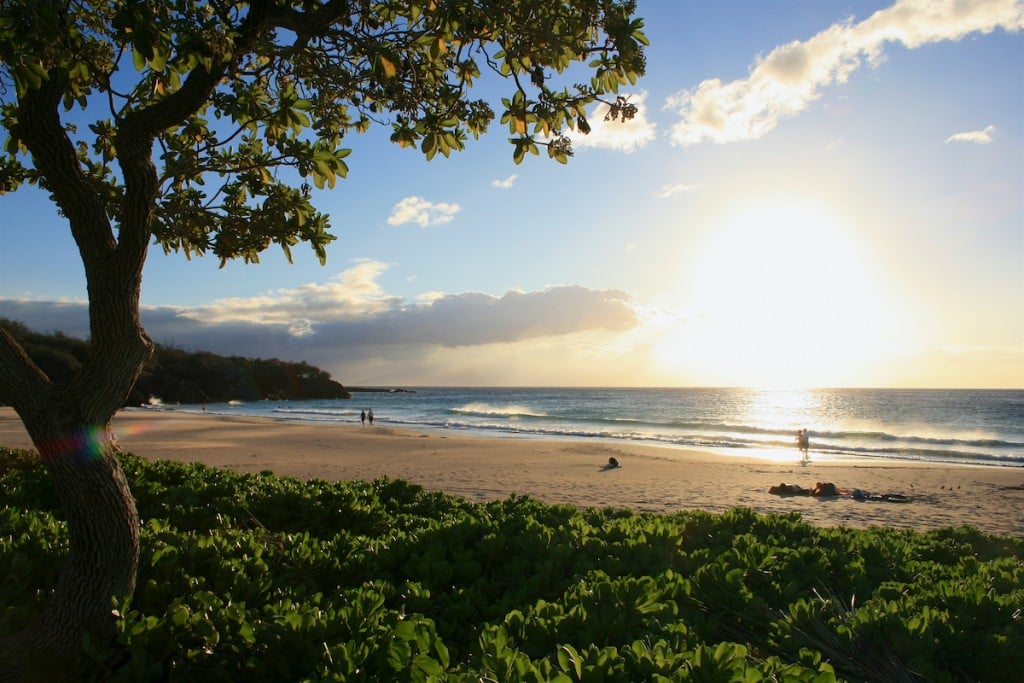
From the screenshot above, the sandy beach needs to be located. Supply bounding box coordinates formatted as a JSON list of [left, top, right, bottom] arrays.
[[2, 407, 1022, 537]]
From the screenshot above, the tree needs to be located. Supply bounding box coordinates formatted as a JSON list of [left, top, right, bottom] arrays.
[[0, 0, 646, 677]]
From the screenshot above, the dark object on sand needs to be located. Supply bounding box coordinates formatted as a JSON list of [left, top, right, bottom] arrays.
[[769, 481, 913, 503], [812, 481, 837, 497], [769, 482, 810, 495]]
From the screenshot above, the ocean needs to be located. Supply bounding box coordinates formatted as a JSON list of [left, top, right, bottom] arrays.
[[151, 388, 1024, 468]]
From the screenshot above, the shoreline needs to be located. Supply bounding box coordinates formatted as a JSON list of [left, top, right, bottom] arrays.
[[2, 407, 1022, 537]]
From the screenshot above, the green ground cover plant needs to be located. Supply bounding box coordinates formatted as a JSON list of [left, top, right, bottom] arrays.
[[2, 447, 1021, 682]]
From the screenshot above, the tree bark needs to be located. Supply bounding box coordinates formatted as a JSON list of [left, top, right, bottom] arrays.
[[0, 404, 140, 682], [0, 294, 150, 683], [0, 261, 152, 682]]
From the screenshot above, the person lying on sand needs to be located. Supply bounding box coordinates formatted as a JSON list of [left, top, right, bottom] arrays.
[[769, 482, 810, 496], [601, 456, 620, 470], [769, 481, 912, 502], [812, 481, 837, 496], [766, 482, 838, 496]]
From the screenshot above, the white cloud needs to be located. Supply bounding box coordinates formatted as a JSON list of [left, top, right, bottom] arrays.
[[415, 290, 447, 304], [667, 0, 1024, 145], [387, 196, 461, 227], [946, 124, 997, 144], [570, 91, 657, 153], [492, 174, 518, 189], [191, 260, 399, 333], [654, 183, 700, 198]]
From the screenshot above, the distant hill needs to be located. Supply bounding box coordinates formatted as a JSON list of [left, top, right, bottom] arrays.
[[0, 319, 350, 405]]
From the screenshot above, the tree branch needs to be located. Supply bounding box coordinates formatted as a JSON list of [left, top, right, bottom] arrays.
[[111, 0, 285, 259], [11, 74, 116, 266], [0, 326, 52, 415]]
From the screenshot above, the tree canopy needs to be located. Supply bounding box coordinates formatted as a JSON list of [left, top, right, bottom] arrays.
[[1, 0, 647, 266], [0, 1, 646, 675]]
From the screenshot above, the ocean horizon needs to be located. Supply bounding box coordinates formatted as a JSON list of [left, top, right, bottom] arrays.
[[139, 387, 1024, 469]]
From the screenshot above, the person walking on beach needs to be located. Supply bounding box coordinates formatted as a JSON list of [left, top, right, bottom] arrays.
[[368, 408, 374, 426], [360, 410, 366, 425], [797, 428, 810, 461]]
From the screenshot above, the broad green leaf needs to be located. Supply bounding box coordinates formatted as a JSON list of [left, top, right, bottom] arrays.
[[422, 133, 438, 160]]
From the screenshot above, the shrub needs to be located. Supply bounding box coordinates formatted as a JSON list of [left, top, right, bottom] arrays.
[[2, 451, 1021, 681]]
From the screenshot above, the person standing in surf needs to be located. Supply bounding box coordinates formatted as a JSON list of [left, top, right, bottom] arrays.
[[797, 428, 810, 460]]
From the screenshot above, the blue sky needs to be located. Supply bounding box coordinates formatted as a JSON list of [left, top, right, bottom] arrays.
[[2, 0, 1022, 388]]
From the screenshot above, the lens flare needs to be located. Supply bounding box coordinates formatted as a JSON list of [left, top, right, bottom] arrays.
[[40, 424, 114, 464]]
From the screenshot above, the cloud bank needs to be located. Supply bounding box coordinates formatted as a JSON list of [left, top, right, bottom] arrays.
[[667, 0, 1024, 145], [0, 262, 639, 385]]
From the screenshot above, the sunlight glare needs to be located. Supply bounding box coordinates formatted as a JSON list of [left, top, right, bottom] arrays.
[[657, 199, 898, 388]]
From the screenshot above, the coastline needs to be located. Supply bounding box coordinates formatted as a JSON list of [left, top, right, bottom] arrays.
[[2, 407, 1022, 537]]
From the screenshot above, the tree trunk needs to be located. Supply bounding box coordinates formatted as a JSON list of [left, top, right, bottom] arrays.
[[0, 42, 156, 678], [0, 257, 152, 683], [0, 400, 140, 682], [0, 258, 151, 682]]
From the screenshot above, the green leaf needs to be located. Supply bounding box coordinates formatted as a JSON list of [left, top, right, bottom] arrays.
[[169, 604, 190, 627], [150, 46, 168, 72], [512, 141, 525, 165], [557, 645, 583, 678], [387, 638, 412, 671], [237, 621, 256, 645], [411, 653, 443, 678], [422, 133, 438, 160]]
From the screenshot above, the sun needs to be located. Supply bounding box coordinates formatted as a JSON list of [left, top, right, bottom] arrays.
[[655, 198, 899, 388]]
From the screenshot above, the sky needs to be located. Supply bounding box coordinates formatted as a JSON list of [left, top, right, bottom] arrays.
[[1, 0, 1022, 389]]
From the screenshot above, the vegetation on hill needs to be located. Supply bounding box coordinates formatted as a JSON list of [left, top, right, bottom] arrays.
[[2, 447, 1020, 682], [0, 320, 349, 405]]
